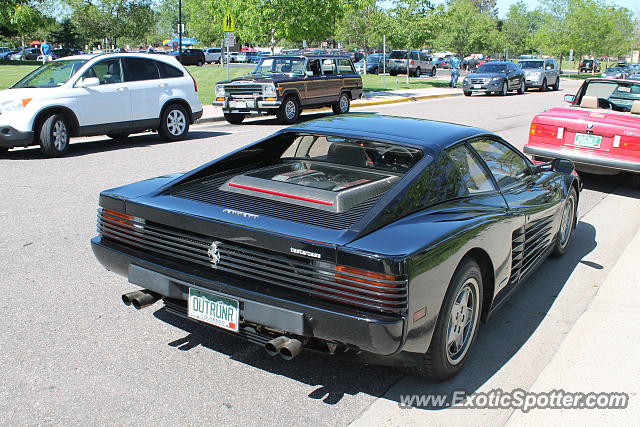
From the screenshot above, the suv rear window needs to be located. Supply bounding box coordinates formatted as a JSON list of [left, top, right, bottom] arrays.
[[124, 58, 160, 81], [156, 61, 184, 78], [389, 51, 406, 59]]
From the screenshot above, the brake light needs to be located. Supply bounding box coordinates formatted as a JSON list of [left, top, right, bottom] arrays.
[[102, 209, 133, 226], [530, 123, 559, 139], [192, 75, 198, 92], [336, 266, 400, 291], [619, 134, 640, 151], [410, 60, 415, 66]]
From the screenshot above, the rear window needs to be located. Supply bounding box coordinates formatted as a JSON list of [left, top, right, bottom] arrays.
[[281, 135, 422, 173], [389, 51, 407, 59], [156, 60, 184, 78]]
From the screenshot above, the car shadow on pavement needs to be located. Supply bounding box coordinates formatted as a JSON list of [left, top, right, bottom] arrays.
[[150, 216, 598, 407], [0, 131, 229, 159]]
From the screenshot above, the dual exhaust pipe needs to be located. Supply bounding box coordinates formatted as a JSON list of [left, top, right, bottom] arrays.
[[265, 336, 303, 360], [122, 290, 161, 310]]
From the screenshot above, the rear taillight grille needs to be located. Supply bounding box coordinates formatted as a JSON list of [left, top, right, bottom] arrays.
[[97, 209, 407, 314]]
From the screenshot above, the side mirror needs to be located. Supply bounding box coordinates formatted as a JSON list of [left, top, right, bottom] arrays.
[[564, 94, 575, 104], [79, 77, 100, 88], [552, 158, 575, 174], [306, 71, 313, 77]]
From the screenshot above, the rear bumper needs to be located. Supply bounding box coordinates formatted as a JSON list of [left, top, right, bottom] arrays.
[[524, 144, 640, 173], [91, 236, 406, 357], [191, 109, 203, 122], [0, 126, 33, 148]]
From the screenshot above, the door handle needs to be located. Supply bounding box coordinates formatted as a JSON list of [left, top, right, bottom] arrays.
[[116, 87, 126, 91], [158, 83, 168, 88]]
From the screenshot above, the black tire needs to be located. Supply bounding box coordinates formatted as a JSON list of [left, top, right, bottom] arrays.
[[106, 133, 130, 140], [332, 92, 351, 115], [552, 78, 560, 91], [517, 79, 525, 95], [463, 90, 472, 96], [276, 96, 301, 124], [158, 103, 190, 141], [415, 67, 421, 78], [431, 67, 436, 77], [39, 113, 70, 157], [405, 257, 483, 380], [0, 147, 8, 156], [552, 187, 577, 258], [540, 79, 547, 92], [223, 113, 245, 124], [500, 81, 508, 96], [374, 67, 379, 75], [196, 60, 203, 67], [389, 71, 398, 76]]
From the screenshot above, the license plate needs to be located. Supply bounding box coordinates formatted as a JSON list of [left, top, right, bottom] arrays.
[[230, 101, 246, 108], [473, 84, 481, 89], [574, 133, 602, 149], [188, 288, 239, 332]]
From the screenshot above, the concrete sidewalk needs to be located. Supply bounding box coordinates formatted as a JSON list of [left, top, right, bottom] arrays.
[[196, 86, 462, 124]]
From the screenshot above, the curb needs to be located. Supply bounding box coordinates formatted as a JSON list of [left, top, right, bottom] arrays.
[[195, 91, 462, 125]]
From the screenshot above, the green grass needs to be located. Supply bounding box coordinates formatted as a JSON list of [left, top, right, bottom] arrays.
[[0, 63, 448, 105], [561, 72, 601, 80]]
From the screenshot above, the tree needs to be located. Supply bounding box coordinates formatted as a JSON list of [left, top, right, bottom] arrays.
[[387, 0, 439, 50], [335, 0, 389, 52], [501, 1, 543, 56], [435, 0, 501, 56], [10, 3, 46, 47], [48, 18, 80, 47]]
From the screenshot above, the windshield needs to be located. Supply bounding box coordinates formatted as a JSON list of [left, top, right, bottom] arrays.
[[477, 63, 507, 73], [581, 80, 640, 112], [12, 59, 87, 88], [605, 68, 622, 72], [389, 51, 407, 59], [520, 60, 544, 69], [252, 57, 306, 75]]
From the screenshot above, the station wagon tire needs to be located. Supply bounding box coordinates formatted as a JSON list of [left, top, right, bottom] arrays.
[[406, 257, 483, 381], [107, 133, 130, 140], [553, 79, 560, 91], [500, 82, 508, 96], [517, 79, 525, 95], [463, 90, 471, 96], [224, 113, 246, 124], [552, 187, 577, 258], [332, 93, 351, 115], [158, 104, 189, 141], [277, 96, 300, 124], [540, 79, 547, 92], [39, 113, 70, 157]]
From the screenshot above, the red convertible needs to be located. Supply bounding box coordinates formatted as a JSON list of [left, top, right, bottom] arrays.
[[524, 78, 640, 174]]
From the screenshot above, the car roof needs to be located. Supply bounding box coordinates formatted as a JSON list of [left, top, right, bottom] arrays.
[[281, 115, 490, 150]]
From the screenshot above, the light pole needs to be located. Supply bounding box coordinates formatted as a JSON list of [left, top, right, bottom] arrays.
[[178, 0, 183, 57]]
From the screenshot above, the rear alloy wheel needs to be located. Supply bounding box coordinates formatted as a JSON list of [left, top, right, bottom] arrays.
[[277, 96, 300, 124], [107, 133, 130, 140], [431, 67, 437, 77], [415, 67, 421, 78], [405, 258, 483, 380], [39, 113, 70, 157], [332, 92, 351, 115], [517, 79, 525, 95], [500, 82, 508, 96], [223, 113, 245, 124], [552, 187, 577, 257], [196, 60, 204, 67], [540, 79, 548, 92], [553, 78, 560, 91], [158, 104, 189, 141]]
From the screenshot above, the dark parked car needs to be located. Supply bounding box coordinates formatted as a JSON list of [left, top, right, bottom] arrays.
[[92, 115, 580, 381], [214, 54, 363, 124], [462, 61, 526, 96], [171, 48, 206, 66], [354, 54, 388, 74], [579, 59, 600, 73]]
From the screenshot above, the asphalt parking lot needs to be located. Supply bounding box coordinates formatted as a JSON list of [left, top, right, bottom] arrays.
[[2, 78, 639, 425]]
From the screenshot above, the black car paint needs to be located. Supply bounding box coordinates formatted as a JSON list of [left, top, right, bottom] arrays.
[[91, 115, 579, 366]]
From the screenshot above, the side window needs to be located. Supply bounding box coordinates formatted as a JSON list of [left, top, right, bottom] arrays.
[[410, 51, 419, 60], [446, 144, 495, 194], [156, 60, 184, 78], [420, 52, 429, 62], [337, 58, 354, 74], [124, 58, 160, 82], [322, 59, 336, 75], [83, 58, 123, 85], [470, 140, 531, 188], [547, 61, 555, 70], [308, 59, 322, 76]]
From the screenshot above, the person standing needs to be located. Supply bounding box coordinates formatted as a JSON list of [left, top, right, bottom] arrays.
[[40, 40, 52, 63], [449, 55, 461, 88]]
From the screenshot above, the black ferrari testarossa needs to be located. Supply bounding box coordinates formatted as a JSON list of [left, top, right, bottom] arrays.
[[92, 114, 580, 380]]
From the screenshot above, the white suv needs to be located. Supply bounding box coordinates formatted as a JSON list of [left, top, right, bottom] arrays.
[[0, 53, 203, 157]]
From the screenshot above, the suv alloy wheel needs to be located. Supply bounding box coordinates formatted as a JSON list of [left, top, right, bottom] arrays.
[[517, 79, 525, 95], [39, 113, 70, 157], [159, 104, 190, 141]]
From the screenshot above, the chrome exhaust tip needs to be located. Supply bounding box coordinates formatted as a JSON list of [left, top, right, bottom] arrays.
[[265, 336, 289, 357], [279, 338, 302, 361], [130, 290, 161, 310], [122, 290, 145, 306]]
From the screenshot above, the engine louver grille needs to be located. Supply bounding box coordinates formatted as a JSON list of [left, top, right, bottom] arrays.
[[168, 173, 382, 230], [97, 209, 407, 314], [510, 214, 554, 283]]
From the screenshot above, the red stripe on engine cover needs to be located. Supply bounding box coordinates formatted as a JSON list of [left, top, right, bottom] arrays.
[[228, 183, 334, 206]]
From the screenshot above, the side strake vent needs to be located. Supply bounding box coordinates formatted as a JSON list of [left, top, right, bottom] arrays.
[[510, 214, 554, 283], [168, 173, 383, 230]]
